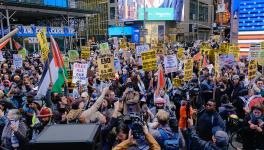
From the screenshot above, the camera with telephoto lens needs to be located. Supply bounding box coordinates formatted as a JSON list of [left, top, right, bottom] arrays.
[[123, 113, 144, 139]]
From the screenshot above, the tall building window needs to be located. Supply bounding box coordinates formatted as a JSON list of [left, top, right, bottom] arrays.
[[190, 1, 208, 22], [199, 2, 208, 22], [189, 0, 198, 20], [110, 0, 115, 3], [110, 7, 115, 20]]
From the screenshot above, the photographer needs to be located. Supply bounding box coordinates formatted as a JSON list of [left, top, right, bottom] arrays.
[[120, 84, 140, 115], [149, 110, 185, 150], [112, 125, 160, 150]]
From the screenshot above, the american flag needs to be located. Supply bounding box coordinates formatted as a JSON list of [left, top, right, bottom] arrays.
[[238, 0, 264, 53]]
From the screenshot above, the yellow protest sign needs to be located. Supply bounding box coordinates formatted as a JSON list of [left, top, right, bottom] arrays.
[[229, 46, 240, 61], [173, 77, 182, 88], [154, 43, 165, 55], [81, 46, 90, 60], [119, 38, 127, 49], [97, 55, 115, 80], [219, 43, 230, 54], [261, 42, 264, 49], [214, 53, 220, 77], [37, 28, 49, 61], [248, 59, 257, 81], [258, 50, 264, 66], [128, 43, 136, 51], [177, 48, 184, 59], [184, 58, 193, 81], [141, 50, 157, 71]]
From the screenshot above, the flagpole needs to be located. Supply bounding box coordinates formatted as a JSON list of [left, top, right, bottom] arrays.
[[47, 57, 53, 84]]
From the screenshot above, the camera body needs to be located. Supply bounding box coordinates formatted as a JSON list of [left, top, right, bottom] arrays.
[[123, 113, 144, 139]]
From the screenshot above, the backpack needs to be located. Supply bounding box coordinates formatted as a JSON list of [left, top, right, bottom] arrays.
[[158, 128, 179, 150]]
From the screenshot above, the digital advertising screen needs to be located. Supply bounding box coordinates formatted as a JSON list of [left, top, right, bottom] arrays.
[[118, 0, 184, 21]]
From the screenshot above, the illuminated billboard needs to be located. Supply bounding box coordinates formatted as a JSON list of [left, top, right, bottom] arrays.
[[118, 0, 184, 21]]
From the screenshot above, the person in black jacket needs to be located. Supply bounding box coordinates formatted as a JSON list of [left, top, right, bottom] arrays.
[[188, 118, 229, 150]]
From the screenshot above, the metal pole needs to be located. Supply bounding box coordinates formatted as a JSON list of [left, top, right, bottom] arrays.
[[6, 9, 13, 49], [143, 0, 146, 44], [33, 43, 36, 53]]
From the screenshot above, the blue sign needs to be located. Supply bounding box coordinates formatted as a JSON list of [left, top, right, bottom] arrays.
[[108, 27, 133, 36], [132, 29, 140, 44]]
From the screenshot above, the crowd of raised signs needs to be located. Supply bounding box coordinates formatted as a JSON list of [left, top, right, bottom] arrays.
[[0, 38, 264, 150]]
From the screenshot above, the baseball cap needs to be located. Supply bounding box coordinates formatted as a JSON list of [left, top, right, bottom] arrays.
[[214, 130, 229, 147]]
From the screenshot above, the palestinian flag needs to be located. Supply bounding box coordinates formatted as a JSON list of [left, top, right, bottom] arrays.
[[37, 36, 68, 97]]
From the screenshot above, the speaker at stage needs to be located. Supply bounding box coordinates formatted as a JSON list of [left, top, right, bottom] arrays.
[[29, 124, 101, 150]]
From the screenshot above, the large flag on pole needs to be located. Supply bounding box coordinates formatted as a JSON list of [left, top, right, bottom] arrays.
[[0, 38, 11, 50], [13, 40, 22, 50], [37, 36, 68, 97]]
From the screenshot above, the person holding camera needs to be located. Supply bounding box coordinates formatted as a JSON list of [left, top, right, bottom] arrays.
[[112, 124, 160, 150], [149, 110, 185, 150], [120, 83, 140, 115]]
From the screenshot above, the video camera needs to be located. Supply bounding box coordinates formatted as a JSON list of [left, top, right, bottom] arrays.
[[123, 113, 144, 139]]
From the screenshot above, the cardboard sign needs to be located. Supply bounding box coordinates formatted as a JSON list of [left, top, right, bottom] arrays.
[[72, 63, 88, 84], [173, 77, 182, 88], [229, 46, 240, 61], [141, 50, 157, 71], [18, 48, 27, 60], [63, 56, 70, 69], [13, 54, 23, 69], [214, 53, 220, 77], [100, 43, 111, 55], [81, 46, 90, 60], [136, 45, 149, 56], [67, 70, 75, 88], [184, 58, 193, 81], [164, 55, 177, 74], [177, 48, 184, 59], [219, 43, 230, 54], [261, 41, 264, 49], [113, 37, 119, 50], [68, 50, 79, 62], [153, 44, 165, 55], [248, 60, 257, 81], [219, 54, 235, 68], [97, 55, 115, 80], [37, 28, 49, 61], [128, 43, 136, 51]]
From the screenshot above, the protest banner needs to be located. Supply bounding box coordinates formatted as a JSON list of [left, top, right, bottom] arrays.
[[72, 63, 88, 84], [18, 48, 27, 60], [63, 56, 70, 69], [229, 45, 240, 61], [261, 41, 264, 49], [68, 50, 79, 62], [37, 28, 49, 61], [97, 55, 115, 80], [114, 58, 121, 72], [219, 54, 235, 68], [249, 50, 260, 61], [13, 54, 23, 69], [214, 53, 220, 77], [219, 43, 230, 54], [136, 45, 149, 56], [164, 55, 177, 74], [153, 43, 165, 55], [177, 48, 184, 59], [184, 58, 193, 81], [248, 59, 257, 81], [141, 50, 157, 71], [100, 42, 111, 55], [173, 77, 182, 88], [81, 46, 90, 60]]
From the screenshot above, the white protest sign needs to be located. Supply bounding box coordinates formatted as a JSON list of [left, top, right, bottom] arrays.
[[13, 54, 23, 69], [114, 58, 121, 72], [136, 45, 149, 56], [72, 63, 88, 84], [164, 55, 177, 74], [0, 51, 4, 61]]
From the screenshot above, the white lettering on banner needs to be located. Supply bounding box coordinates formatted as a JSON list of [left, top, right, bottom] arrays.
[[136, 45, 149, 56], [28, 37, 39, 44], [13, 54, 23, 69], [164, 55, 177, 74], [72, 63, 88, 84]]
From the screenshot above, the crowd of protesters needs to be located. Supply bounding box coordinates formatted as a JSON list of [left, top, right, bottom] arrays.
[[0, 38, 263, 150]]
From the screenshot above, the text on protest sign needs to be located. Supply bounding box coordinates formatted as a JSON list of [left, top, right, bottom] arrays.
[[100, 43, 111, 55], [136, 45, 149, 56], [184, 58, 193, 81], [219, 54, 235, 68], [119, 38, 127, 49], [97, 56, 115, 80], [141, 50, 157, 71], [248, 60, 257, 81], [81, 46, 90, 60], [177, 48, 184, 59], [229, 46, 240, 61], [173, 77, 183, 88], [68, 50, 79, 62], [214, 53, 220, 77], [72, 63, 88, 84], [164, 55, 177, 74], [13, 54, 23, 69], [63, 56, 70, 69], [37, 28, 49, 61]]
